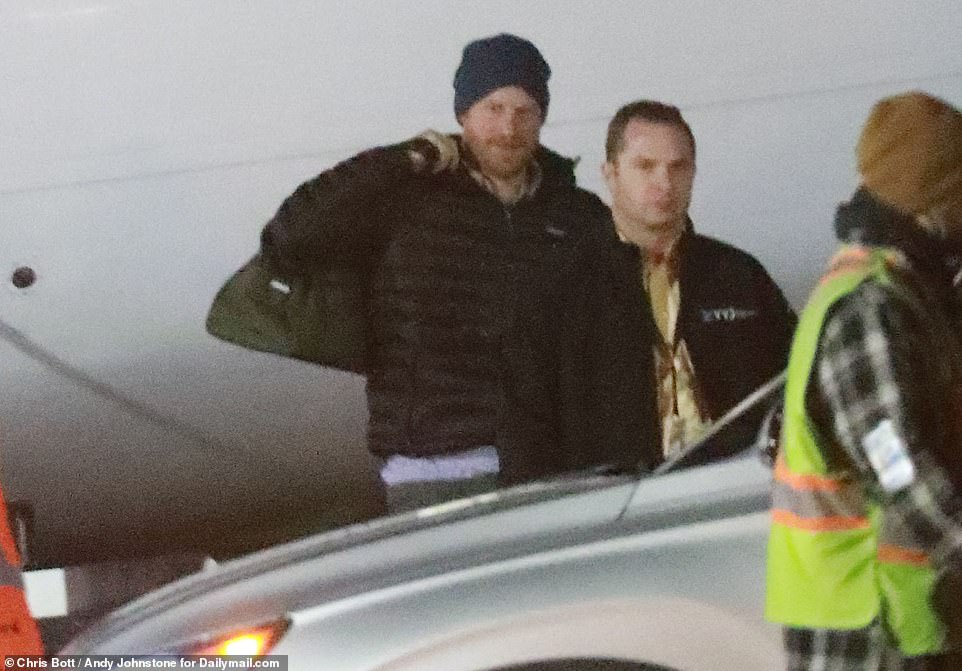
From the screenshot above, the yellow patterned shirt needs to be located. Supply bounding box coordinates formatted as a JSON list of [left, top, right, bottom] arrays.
[[642, 247, 713, 458]]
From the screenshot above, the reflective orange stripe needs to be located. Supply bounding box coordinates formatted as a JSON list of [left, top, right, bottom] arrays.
[[878, 544, 930, 567], [774, 456, 847, 492], [818, 247, 902, 286], [819, 248, 873, 285], [772, 508, 871, 532]]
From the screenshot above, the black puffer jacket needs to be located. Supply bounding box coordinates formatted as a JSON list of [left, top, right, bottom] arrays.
[[501, 222, 796, 484], [261, 137, 610, 458]]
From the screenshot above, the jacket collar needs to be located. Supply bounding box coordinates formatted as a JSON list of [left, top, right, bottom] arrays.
[[450, 134, 579, 202], [615, 217, 694, 256], [835, 188, 962, 287], [463, 153, 543, 204]]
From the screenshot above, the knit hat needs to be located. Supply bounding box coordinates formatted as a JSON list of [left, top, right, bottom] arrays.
[[453, 33, 551, 120], [857, 91, 962, 216]]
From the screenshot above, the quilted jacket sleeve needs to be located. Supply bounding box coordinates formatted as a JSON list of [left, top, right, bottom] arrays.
[[260, 138, 436, 274]]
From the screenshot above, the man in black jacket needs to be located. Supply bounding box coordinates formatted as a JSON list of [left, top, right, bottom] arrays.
[[501, 100, 796, 483], [602, 100, 797, 460], [259, 34, 611, 511]]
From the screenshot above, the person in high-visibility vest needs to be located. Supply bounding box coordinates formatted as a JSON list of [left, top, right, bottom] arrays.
[[766, 91, 962, 670], [0, 481, 44, 656]]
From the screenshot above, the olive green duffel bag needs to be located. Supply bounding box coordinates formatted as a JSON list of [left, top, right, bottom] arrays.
[[205, 254, 368, 373]]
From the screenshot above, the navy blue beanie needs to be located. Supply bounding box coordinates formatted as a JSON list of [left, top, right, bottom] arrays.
[[453, 33, 551, 120]]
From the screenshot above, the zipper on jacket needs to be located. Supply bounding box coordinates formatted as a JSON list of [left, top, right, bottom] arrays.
[[503, 205, 515, 234], [403, 329, 422, 451]]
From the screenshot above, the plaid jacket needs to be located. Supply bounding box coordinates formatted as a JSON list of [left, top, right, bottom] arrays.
[[787, 190, 962, 670], [813, 279, 962, 572], [791, 277, 962, 670]]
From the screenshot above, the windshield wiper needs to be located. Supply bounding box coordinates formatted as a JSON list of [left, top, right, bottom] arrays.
[[654, 371, 786, 476]]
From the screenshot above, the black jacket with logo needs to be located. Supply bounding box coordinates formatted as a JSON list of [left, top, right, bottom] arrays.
[[501, 223, 796, 484], [672, 228, 797, 424], [258, 137, 611, 459]]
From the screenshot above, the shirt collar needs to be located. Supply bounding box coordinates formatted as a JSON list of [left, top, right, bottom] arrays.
[[615, 226, 682, 266], [461, 145, 543, 205]]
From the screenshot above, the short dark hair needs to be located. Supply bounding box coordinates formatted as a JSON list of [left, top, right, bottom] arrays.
[[605, 100, 696, 162]]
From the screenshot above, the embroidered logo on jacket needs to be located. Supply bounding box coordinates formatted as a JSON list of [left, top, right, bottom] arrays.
[[700, 307, 758, 323], [269, 279, 292, 295]]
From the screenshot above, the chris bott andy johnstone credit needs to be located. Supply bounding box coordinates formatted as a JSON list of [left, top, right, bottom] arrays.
[[4, 657, 286, 670]]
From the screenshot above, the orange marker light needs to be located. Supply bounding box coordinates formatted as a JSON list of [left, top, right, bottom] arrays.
[[219, 632, 269, 655], [194, 620, 289, 656]]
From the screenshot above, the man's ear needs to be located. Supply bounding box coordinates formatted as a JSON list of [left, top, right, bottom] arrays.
[[601, 159, 616, 188]]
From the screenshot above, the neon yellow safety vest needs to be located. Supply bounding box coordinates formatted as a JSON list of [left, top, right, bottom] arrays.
[[766, 245, 945, 656]]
